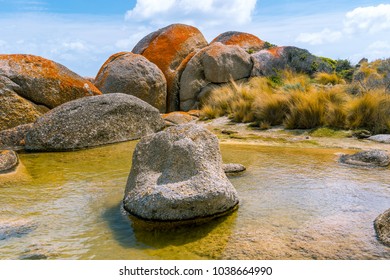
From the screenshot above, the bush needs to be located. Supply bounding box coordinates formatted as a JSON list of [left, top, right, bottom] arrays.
[[252, 92, 290, 126], [347, 91, 390, 134]]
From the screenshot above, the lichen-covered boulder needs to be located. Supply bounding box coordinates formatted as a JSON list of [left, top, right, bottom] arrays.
[[339, 149, 390, 167], [374, 208, 390, 247], [0, 54, 101, 130], [25, 93, 165, 151], [0, 150, 18, 174], [123, 124, 239, 222], [132, 24, 208, 112], [211, 31, 265, 53], [251, 46, 333, 77], [180, 42, 253, 111], [94, 52, 167, 112]]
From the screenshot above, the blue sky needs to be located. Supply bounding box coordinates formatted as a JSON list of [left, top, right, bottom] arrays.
[[0, 0, 389, 76]]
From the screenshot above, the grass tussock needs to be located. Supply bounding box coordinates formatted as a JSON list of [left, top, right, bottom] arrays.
[[314, 72, 345, 85], [347, 91, 390, 134], [200, 62, 390, 133]]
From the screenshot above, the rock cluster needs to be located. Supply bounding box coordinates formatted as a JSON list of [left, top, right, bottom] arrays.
[[0, 54, 101, 131], [93, 23, 332, 113], [123, 124, 239, 223]]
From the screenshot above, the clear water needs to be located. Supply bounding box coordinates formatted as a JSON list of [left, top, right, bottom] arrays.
[[0, 142, 389, 259]]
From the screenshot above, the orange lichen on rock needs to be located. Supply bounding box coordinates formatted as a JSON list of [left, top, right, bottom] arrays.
[[132, 24, 208, 112], [0, 54, 101, 109], [267, 47, 284, 58], [211, 31, 265, 52]]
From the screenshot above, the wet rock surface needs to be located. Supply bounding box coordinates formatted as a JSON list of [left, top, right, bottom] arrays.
[[0, 150, 19, 173], [374, 209, 390, 247], [339, 149, 390, 167]]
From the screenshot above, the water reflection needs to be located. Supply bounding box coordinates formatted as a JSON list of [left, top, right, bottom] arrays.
[[1, 141, 390, 259]]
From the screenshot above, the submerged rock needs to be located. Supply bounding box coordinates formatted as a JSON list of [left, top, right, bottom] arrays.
[[223, 163, 246, 174], [368, 134, 390, 144], [123, 123, 239, 223], [94, 52, 167, 112], [339, 149, 390, 167], [25, 93, 165, 151], [0, 219, 36, 240], [0, 150, 18, 174], [374, 208, 390, 247]]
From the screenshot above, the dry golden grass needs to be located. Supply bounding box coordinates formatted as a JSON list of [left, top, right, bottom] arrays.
[[200, 69, 390, 133], [314, 72, 345, 85], [347, 90, 390, 133], [252, 92, 290, 126]]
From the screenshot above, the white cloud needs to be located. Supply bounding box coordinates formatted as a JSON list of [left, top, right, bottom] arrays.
[[368, 41, 390, 50], [125, 0, 257, 26], [296, 28, 342, 45], [344, 4, 390, 34]]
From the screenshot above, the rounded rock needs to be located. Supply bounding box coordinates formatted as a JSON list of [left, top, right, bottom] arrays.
[[25, 93, 165, 151], [123, 123, 239, 222], [95, 52, 167, 112], [132, 24, 208, 112], [339, 149, 390, 167], [211, 31, 265, 53], [374, 208, 390, 247], [180, 43, 253, 111], [0, 150, 19, 174]]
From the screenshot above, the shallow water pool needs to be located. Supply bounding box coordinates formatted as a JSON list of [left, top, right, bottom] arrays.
[[1, 142, 389, 259]]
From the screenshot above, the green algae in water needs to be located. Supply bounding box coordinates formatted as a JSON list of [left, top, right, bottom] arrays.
[[1, 141, 390, 259]]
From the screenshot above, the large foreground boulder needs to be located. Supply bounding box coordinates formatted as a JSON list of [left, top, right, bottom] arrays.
[[374, 208, 390, 247], [180, 42, 253, 111], [123, 124, 239, 222], [94, 52, 167, 112], [0, 54, 101, 130], [211, 31, 265, 53], [339, 149, 390, 167], [132, 24, 208, 112], [0, 150, 18, 174], [25, 93, 165, 151]]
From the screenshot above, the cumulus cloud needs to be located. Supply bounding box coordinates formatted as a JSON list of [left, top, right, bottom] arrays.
[[296, 28, 342, 45], [125, 0, 257, 26], [344, 4, 390, 34], [296, 4, 390, 46]]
